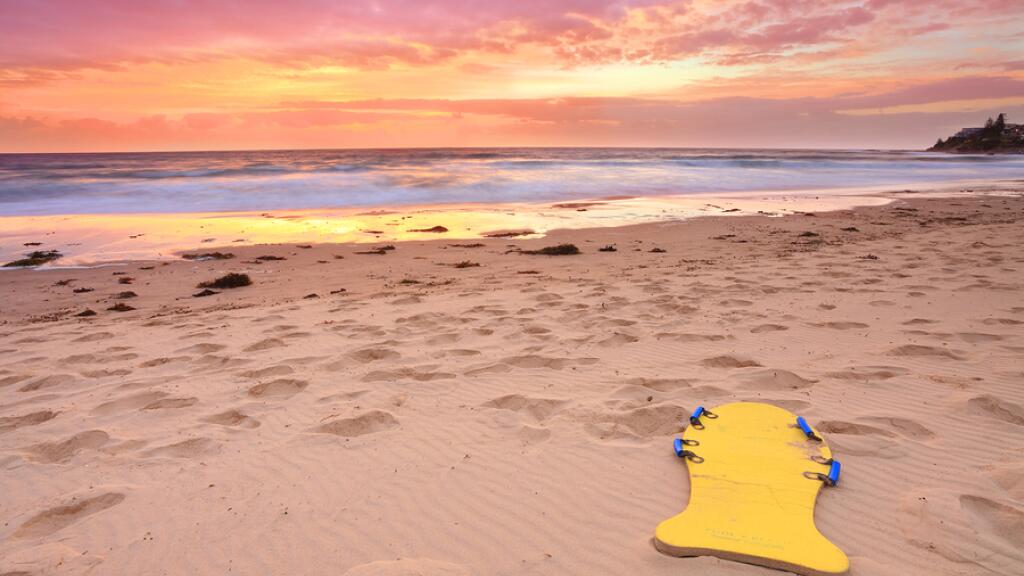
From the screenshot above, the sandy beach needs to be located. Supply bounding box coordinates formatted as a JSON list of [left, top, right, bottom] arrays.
[[1, 192, 1023, 576]]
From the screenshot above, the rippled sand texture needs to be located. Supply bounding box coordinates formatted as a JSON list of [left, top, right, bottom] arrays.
[[1, 194, 1022, 576]]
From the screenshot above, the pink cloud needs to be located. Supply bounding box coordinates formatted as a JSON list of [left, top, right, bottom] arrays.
[[2, 0, 1018, 74]]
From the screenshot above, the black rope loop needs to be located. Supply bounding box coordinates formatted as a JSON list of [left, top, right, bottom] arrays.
[[680, 450, 704, 464], [803, 471, 835, 487]]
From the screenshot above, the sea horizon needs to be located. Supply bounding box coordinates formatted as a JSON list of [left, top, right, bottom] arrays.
[[3, 147, 1022, 218]]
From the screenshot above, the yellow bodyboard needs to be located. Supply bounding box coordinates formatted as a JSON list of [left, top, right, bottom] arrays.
[[655, 402, 848, 576]]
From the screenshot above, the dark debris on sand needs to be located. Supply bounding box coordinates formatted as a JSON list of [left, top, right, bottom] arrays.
[[598, 245, 617, 252], [75, 309, 97, 317], [485, 230, 534, 238], [452, 261, 481, 268], [107, 303, 136, 312], [356, 245, 396, 255], [522, 244, 580, 256], [115, 291, 138, 299], [3, 250, 62, 268], [193, 289, 220, 298], [197, 273, 252, 289], [410, 226, 449, 233], [182, 252, 235, 260]]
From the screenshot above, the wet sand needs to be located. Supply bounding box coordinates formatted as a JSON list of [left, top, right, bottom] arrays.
[[1, 193, 1023, 575]]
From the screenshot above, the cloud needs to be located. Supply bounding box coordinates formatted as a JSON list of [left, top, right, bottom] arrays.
[[5, 76, 1023, 152], [2, 0, 1016, 75]]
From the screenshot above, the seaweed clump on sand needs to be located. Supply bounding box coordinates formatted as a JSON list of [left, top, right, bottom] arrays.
[[356, 245, 396, 255], [3, 250, 62, 268], [485, 230, 534, 238], [182, 252, 234, 261], [410, 226, 449, 233], [522, 244, 580, 256], [193, 289, 219, 298], [76, 309, 97, 317], [197, 273, 252, 289], [452, 261, 480, 268], [598, 245, 617, 252], [115, 291, 138, 299], [107, 303, 136, 312]]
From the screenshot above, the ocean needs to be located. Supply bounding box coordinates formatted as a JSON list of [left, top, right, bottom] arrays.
[[2, 148, 1023, 216]]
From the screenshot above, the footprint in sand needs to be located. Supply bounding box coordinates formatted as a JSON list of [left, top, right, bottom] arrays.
[[699, 355, 762, 368], [142, 437, 217, 458], [814, 321, 869, 330], [625, 377, 694, 392], [816, 420, 896, 437], [750, 324, 789, 333], [585, 404, 687, 440], [176, 343, 227, 354], [0, 410, 58, 434], [239, 365, 296, 378], [247, 379, 308, 398], [862, 416, 935, 440], [987, 463, 1024, 500], [202, 409, 260, 429], [14, 492, 126, 539], [888, 344, 963, 360], [432, 349, 481, 358], [26, 430, 110, 463], [315, 410, 399, 437], [967, 395, 1024, 426], [481, 394, 568, 422], [138, 356, 192, 368], [902, 318, 938, 326], [0, 374, 33, 388], [347, 347, 401, 363], [732, 368, 817, 391], [960, 495, 1024, 549], [657, 332, 728, 342], [243, 338, 287, 352], [598, 333, 639, 346], [143, 397, 198, 410], [19, 374, 76, 393], [82, 368, 133, 378], [362, 368, 455, 382], [957, 332, 1005, 343], [91, 390, 168, 415], [824, 365, 909, 381]]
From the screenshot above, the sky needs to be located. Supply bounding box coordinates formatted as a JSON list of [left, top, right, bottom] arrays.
[[1, 0, 1023, 152]]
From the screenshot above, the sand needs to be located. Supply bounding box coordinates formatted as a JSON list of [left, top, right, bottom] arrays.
[[1, 193, 1023, 576]]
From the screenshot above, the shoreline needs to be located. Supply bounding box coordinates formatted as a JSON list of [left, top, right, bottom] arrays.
[[2, 178, 1020, 268]]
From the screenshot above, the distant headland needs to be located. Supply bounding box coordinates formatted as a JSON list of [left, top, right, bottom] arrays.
[[929, 114, 1024, 153]]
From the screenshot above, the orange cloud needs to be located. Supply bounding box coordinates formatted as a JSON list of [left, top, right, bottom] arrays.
[[1, 1, 1023, 151]]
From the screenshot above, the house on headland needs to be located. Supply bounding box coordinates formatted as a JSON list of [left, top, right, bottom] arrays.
[[931, 114, 1024, 153]]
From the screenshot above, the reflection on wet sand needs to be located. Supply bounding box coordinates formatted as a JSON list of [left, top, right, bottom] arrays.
[[1, 192, 897, 266]]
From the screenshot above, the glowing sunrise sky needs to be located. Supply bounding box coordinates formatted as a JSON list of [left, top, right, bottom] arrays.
[[2, 0, 1023, 152]]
